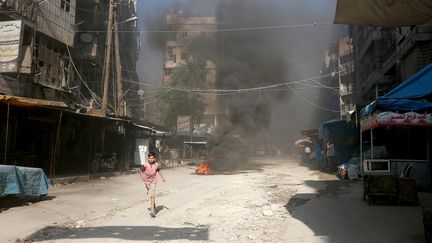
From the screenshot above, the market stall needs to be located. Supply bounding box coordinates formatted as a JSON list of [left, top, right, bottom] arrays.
[[360, 64, 432, 191]]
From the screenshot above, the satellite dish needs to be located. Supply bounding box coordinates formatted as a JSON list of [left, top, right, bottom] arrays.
[[80, 33, 93, 43]]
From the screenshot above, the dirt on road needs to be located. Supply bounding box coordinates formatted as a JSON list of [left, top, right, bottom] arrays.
[[0, 157, 425, 243]]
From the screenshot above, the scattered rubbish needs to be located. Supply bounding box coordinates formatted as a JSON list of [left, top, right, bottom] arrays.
[[99, 177, 106, 180], [111, 198, 119, 201]]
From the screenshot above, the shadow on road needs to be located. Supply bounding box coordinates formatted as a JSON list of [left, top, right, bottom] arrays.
[[29, 225, 209, 241], [155, 205, 169, 215], [284, 179, 424, 243], [0, 196, 56, 213]]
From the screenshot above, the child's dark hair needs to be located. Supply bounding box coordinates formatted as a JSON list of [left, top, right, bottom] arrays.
[[148, 151, 157, 158]]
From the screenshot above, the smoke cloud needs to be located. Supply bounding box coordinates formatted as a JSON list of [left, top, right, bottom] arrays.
[[136, 0, 347, 151]]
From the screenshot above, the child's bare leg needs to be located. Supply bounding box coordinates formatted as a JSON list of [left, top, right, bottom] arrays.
[[150, 197, 155, 209], [149, 197, 153, 209], [150, 197, 156, 217]]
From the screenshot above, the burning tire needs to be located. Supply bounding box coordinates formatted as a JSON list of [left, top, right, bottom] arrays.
[[195, 162, 212, 175]]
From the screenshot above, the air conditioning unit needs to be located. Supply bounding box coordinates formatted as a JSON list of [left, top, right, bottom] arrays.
[[363, 159, 391, 173]]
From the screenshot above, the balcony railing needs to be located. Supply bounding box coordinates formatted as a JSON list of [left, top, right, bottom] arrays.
[[340, 84, 354, 96]]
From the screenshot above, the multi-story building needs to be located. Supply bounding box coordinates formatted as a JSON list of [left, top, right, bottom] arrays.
[[350, 24, 432, 108], [74, 0, 141, 119], [338, 37, 355, 120], [164, 11, 227, 134], [316, 42, 341, 123], [0, 0, 76, 102], [0, 0, 149, 176], [350, 26, 393, 107]]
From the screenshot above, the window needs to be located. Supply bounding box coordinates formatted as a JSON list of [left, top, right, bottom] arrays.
[[167, 46, 176, 62], [61, 0, 70, 12], [180, 31, 188, 40], [181, 52, 187, 60], [167, 46, 175, 56]]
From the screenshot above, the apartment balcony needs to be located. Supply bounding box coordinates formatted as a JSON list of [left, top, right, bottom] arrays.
[[340, 84, 354, 96], [339, 65, 354, 78]]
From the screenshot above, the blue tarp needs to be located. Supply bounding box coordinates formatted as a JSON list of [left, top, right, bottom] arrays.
[[0, 165, 50, 197], [383, 64, 432, 99], [360, 99, 432, 118], [318, 119, 347, 139], [361, 63, 432, 117], [318, 119, 357, 165]]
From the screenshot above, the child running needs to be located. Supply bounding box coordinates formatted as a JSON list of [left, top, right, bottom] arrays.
[[139, 152, 166, 217]]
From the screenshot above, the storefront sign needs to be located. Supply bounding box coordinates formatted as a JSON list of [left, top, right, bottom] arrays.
[[177, 115, 191, 134], [0, 20, 22, 73], [361, 111, 432, 131]]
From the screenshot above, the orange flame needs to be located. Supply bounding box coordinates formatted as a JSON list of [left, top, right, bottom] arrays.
[[195, 162, 212, 175]]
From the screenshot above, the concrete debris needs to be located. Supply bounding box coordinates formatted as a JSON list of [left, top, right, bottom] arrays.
[[75, 220, 86, 228], [262, 210, 274, 217], [248, 235, 257, 240]]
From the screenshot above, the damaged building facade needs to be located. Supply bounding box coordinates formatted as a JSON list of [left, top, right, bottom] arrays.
[[164, 11, 228, 134], [0, 0, 154, 178], [350, 24, 432, 107]]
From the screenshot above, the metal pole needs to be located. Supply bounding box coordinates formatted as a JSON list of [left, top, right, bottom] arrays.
[[370, 129, 374, 159], [101, 0, 115, 116], [4, 102, 10, 164]]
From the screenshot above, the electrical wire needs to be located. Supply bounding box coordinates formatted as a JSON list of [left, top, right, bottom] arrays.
[[66, 44, 118, 112], [160, 73, 338, 93], [76, 22, 333, 33], [286, 85, 339, 113]]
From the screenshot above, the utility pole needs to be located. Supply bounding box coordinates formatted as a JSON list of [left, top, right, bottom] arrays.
[[101, 0, 115, 117], [114, 7, 124, 117], [113, 5, 126, 172]]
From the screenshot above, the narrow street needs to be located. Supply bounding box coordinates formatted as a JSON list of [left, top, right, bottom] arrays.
[[1, 157, 425, 243]]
